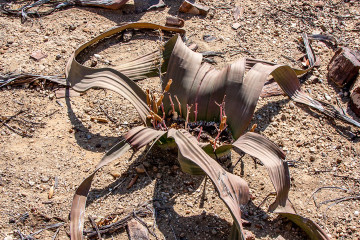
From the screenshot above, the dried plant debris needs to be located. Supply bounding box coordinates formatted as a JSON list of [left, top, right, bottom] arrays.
[[0, 73, 66, 88], [0, 109, 49, 138], [60, 22, 360, 240], [0, 0, 129, 22], [83, 203, 154, 238]]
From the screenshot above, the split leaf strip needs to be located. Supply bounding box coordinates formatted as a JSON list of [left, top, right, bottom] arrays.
[[232, 133, 329, 239], [162, 36, 360, 139], [70, 140, 131, 240], [70, 127, 166, 240], [65, 23, 184, 123]]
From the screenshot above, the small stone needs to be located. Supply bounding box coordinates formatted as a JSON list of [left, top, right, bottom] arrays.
[[41, 176, 50, 183], [156, 173, 162, 179], [275, 235, 286, 240], [49, 93, 55, 100], [324, 93, 331, 101], [309, 75, 319, 83], [203, 35, 216, 42], [4, 236, 13, 240], [94, 54, 102, 59], [43, 36, 49, 42], [244, 230, 255, 240], [354, 210, 359, 216], [90, 60, 97, 67], [28, 180, 35, 186], [211, 229, 217, 235], [123, 30, 133, 42], [281, 114, 287, 121], [55, 54, 62, 60], [135, 165, 146, 174], [232, 22, 241, 30], [309, 147, 316, 153], [86, 133, 91, 139], [110, 171, 121, 178], [153, 166, 158, 172], [310, 155, 315, 162], [82, 28, 91, 33], [143, 161, 151, 168], [30, 51, 47, 61], [180, 233, 185, 238], [336, 158, 342, 164], [314, 1, 325, 7], [69, 24, 76, 31], [289, 102, 295, 109]]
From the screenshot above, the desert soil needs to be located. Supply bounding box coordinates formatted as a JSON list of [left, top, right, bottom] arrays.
[[0, 0, 360, 239]]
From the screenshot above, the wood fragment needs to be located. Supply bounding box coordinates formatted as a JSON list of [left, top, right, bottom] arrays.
[[165, 16, 184, 28], [90, 117, 109, 123], [89, 216, 102, 240], [51, 226, 61, 240], [260, 81, 285, 98], [3, 122, 32, 137], [327, 47, 360, 87], [350, 86, 360, 117], [127, 219, 149, 240], [48, 186, 54, 199], [249, 124, 257, 132], [179, 0, 209, 16], [127, 175, 139, 189], [84, 209, 150, 238]]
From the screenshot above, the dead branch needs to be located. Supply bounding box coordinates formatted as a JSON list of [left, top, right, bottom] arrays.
[[3, 122, 33, 137], [89, 216, 102, 239], [84, 209, 151, 238]]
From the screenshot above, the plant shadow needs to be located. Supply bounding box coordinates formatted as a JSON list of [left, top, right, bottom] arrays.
[[65, 87, 121, 152], [85, 144, 310, 239]]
